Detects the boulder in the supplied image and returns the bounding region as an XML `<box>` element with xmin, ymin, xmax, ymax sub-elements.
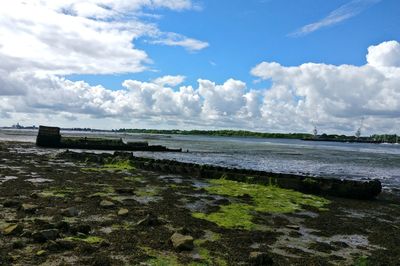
<box><xmin>249</xmin><ymin>252</ymin><xmax>273</xmax><ymax>266</ymax></box>
<box><xmin>170</xmin><ymin>232</ymin><xmax>194</xmax><ymax>251</ymax></box>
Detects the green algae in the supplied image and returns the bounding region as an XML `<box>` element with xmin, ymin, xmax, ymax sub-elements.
<box><xmin>82</xmin><ymin>159</ymin><xmax>135</xmax><ymax>172</ymax></box>
<box><xmin>193</xmin><ymin>179</ymin><xmax>330</xmax><ymax>230</ymax></box>
<box><xmin>64</xmin><ymin>236</ymin><xmax>105</xmax><ymax>244</ymax></box>
<box><xmin>193</xmin><ymin>204</ymin><xmax>254</xmax><ymax>230</ymax></box>
<box><xmin>103</xmin><ymin>160</ymin><xmax>135</xmax><ymax>170</ymax></box>
<box><xmin>39</xmin><ymin>187</ymin><xmax>76</xmax><ymax>198</ymax></box>
<box><xmin>141</xmin><ymin>247</ymin><xmax>180</xmax><ymax>266</ymax></box>
<box><xmin>88</xmin><ymin>186</ymin><xmax>115</xmax><ymax>198</ymax></box>
<box><xmin>135</xmin><ymin>187</ymin><xmax>159</xmax><ymax>197</ymax></box>
<box><xmin>124</xmin><ymin>175</ymin><xmax>144</xmax><ymax>182</ymax></box>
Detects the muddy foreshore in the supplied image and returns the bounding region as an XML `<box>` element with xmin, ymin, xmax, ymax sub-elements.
<box><xmin>1</xmin><ymin>141</ymin><xmax>400</xmax><ymax>266</ymax></box>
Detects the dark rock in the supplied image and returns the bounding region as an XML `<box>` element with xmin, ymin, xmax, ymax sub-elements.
<box><xmin>136</xmin><ymin>213</ymin><xmax>159</xmax><ymax>226</ymax></box>
<box><xmin>30</xmin><ymin>192</ymin><xmax>39</xmax><ymax>199</ymax></box>
<box><xmin>115</xmin><ymin>188</ymin><xmax>134</xmax><ymax>194</ymax></box>
<box><xmin>20</xmin><ymin>230</ymin><xmax>32</xmax><ymax>238</ymax></box>
<box><xmin>3</xmin><ymin>200</ymin><xmax>21</xmax><ymax>208</ymax></box>
<box><xmin>12</xmin><ymin>240</ymin><xmax>26</xmax><ymax>249</ymax></box>
<box><xmin>55</xmin><ymin>221</ymin><xmax>70</xmax><ymax>233</ymax></box>
<box><xmin>61</xmin><ymin>207</ymin><xmax>79</xmax><ymax>217</ymax></box>
<box><xmin>91</xmin><ymin>253</ymin><xmax>112</xmax><ymax>266</ymax></box>
<box><xmin>170</xmin><ymin>232</ymin><xmax>194</xmax><ymax>251</ymax></box>
<box><xmin>55</xmin><ymin>239</ymin><xmax>77</xmax><ymax>250</ymax></box>
<box><xmin>33</xmin><ymin>219</ymin><xmax>54</xmax><ymax>230</ymax></box>
<box><xmin>21</xmin><ymin>203</ymin><xmax>38</xmax><ymax>214</ymax></box>
<box><xmin>71</xmin><ymin>224</ymin><xmax>91</xmax><ymax>235</ymax></box>
<box><xmin>249</xmin><ymin>252</ymin><xmax>273</xmax><ymax>266</ymax></box>
<box><xmin>44</xmin><ymin>240</ymin><xmax>60</xmax><ymax>252</ymax></box>
<box><xmin>32</xmin><ymin>229</ymin><xmax>59</xmax><ymax>243</ymax></box>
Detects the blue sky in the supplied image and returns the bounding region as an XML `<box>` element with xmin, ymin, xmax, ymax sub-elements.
<box><xmin>1</xmin><ymin>0</ymin><xmax>400</xmax><ymax>133</ymax></box>
<box><xmin>68</xmin><ymin>0</ymin><xmax>400</xmax><ymax>90</ymax></box>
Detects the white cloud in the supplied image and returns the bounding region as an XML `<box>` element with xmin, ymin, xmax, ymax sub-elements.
<box><xmin>367</xmin><ymin>40</ymin><xmax>400</xmax><ymax>67</ymax></box>
<box><xmin>0</xmin><ymin>0</ymin><xmax>207</xmax><ymax>76</ymax></box>
<box><xmin>251</xmin><ymin>41</ymin><xmax>400</xmax><ymax>133</ymax></box>
<box><xmin>150</xmin><ymin>32</ymin><xmax>209</xmax><ymax>52</ymax></box>
<box><xmin>290</xmin><ymin>0</ymin><xmax>381</xmax><ymax>37</ymax></box>
<box><xmin>152</xmin><ymin>75</ymin><xmax>186</xmax><ymax>87</ymax></box>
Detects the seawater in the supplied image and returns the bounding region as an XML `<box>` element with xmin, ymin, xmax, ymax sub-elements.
<box><xmin>1</xmin><ymin>129</ymin><xmax>400</xmax><ymax>191</ymax></box>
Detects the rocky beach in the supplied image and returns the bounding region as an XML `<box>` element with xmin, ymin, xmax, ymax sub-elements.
<box><xmin>1</xmin><ymin>141</ymin><xmax>400</xmax><ymax>265</ymax></box>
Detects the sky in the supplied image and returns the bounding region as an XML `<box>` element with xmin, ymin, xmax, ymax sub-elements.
<box><xmin>0</xmin><ymin>0</ymin><xmax>399</xmax><ymax>135</ymax></box>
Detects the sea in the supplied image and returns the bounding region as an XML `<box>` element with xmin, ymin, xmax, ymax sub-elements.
<box><xmin>1</xmin><ymin>129</ymin><xmax>400</xmax><ymax>192</ymax></box>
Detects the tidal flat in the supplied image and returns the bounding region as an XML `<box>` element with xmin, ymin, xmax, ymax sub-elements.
<box><xmin>0</xmin><ymin>142</ymin><xmax>400</xmax><ymax>265</ymax></box>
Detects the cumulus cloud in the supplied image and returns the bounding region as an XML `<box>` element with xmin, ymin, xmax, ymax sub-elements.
<box><xmin>367</xmin><ymin>40</ymin><xmax>400</xmax><ymax>67</ymax></box>
<box><xmin>0</xmin><ymin>0</ymin><xmax>207</xmax><ymax>76</ymax></box>
<box><xmin>152</xmin><ymin>75</ymin><xmax>186</xmax><ymax>87</ymax></box>
<box><xmin>251</xmin><ymin>40</ymin><xmax>400</xmax><ymax>133</ymax></box>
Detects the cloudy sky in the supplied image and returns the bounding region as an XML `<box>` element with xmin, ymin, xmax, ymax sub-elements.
<box><xmin>0</xmin><ymin>0</ymin><xmax>399</xmax><ymax>135</ymax></box>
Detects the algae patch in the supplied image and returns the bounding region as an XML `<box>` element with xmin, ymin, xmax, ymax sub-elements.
<box><xmin>82</xmin><ymin>159</ymin><xmax>135</xmax><ymax>172</ymax></box>
<box><xmin>39</xmin><ymin>187</ymin><xmax>77</xmax><ymax>198</ymax></box>
<box><xmin>193</xmin><ymin>179</ymin><xmax>330</xmax><ymax>230</ymax></box>
<box><xmin>64</xmin><ymin>236</ymin><xmax>105</xmax><ymax>244</ymax></box>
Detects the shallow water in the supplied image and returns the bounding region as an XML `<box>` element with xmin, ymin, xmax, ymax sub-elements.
<box><xmin>1</xmin><ymin>129</ymin><xmax>400</xmax><ymax>191</ymax></box>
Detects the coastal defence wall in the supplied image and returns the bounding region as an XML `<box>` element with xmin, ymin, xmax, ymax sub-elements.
<box><xmin>61</xmin><ymin>150</ymin><xmax>382</xmax><ymax>200</ymax></box>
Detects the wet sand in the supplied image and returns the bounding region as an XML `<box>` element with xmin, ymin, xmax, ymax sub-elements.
<box><xmin>1</xmin><ymin>141</ymin><xmax>399</xmax><ymax>265</ymax></box>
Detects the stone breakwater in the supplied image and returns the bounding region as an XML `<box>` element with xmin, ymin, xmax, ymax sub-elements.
<box><xmin>62</xmin><ymin>150</ymin><xmax>382</xmax><ymax>200</ymax></box>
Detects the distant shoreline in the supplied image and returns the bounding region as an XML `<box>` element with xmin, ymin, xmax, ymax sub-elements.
<box><xmin>1</xmin><ymin>127</ymin><xmax>399</xmax><ymax>144</ymax></box>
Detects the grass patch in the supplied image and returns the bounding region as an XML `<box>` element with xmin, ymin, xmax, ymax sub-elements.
<box><xmin>193</xmin><ymin>179</ymin><xmax>330</xmax><ymax>230</ymax></box>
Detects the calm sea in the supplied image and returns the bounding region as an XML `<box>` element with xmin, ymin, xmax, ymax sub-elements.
<box><xmin>1</xmin><ymin>129</ymin><xmax>400</xmax><ymax>191</ymax></box>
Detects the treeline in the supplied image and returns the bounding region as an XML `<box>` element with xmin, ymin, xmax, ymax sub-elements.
<box><xmin>116</xmin><ymin>129</ymin><xmax>399</xmax><ymax>143</ymax></box>
<box><xmin>370</xmin><ymin>134</ymin><xmax>399</xmax><ymax>143</ymax></box>
<box><xmin>116</xmin><ymin>128</ymin><xmax>313</xmax><ymax>139</ymax></box>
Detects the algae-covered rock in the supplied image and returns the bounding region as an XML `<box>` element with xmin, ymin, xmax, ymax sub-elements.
<box><xmin>36</xmin><ymin>250</ymin><xmax>46</xmax><ymax>256</ymax></box>
<box><xmin>100</xmin><ymin>200</ymin><xmax>115</xmax><ymax>208</ymax></box>
<box><xmin>117</xmin><ymin>208</ymin><xmax>129</xmax><ymax>216</ymax></box>
<box><xmin>21</xmin><ymin>203</ymin><xmax>38</xmax><ymax>214</ymax></box>
<box><xmin>2</xmin><ymin>224</ymin><xmax>24</xmax><ymax>236</ymax></box>
<box><xmin>170</xmin><ymin>232</ymin><xmax>194</xmax><ymax>251</ymax></box>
